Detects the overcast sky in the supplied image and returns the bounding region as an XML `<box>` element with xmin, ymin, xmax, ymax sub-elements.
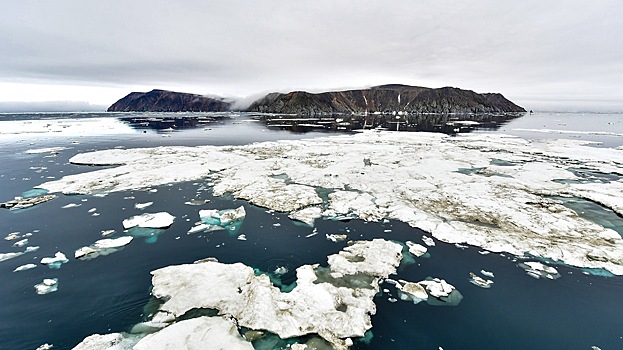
<box><xmin>1</xmin><ymin>0</ymin><xmax>622</xmax><ymax>111</ymax></box>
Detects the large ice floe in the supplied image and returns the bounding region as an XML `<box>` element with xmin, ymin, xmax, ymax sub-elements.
<box><xmin>37</xmin><ymin>131</ymin><xmax>623</xmax><ymax>274</ymax></box>
<box><xmin>73</xmin><ymin>239</ymin><xmax>403</xmax><ymax>350</ymax></box>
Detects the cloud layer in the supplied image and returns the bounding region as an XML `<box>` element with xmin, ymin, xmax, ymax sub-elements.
<box><xmin>1</xmin><ymin>0</ymin><xmax>622</xmax><ymax>110</ymax></box>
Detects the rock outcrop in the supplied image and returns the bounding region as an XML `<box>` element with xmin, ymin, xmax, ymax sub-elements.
<box><xmin>247</xmin><ymin>84</ymin><xmax>526</xmax><ymax>115</ymax></box>
<box><xmin>107</xmin><ymin>89</ymin><xmax>232</xmax><ymax>112</ymax></box>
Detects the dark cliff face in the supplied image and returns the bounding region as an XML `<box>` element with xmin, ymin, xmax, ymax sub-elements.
<box><xmin>247</xmin><ymin>85</ymin><xmax>525</xmax><ymax>115</ymax></box>
<box><xmin>107</xmin><ymin>89</ymin><xmax>232</xmax><ymax>112</ymax></box>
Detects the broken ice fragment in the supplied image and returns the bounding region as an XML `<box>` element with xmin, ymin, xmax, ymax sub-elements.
<box><xmin>237</xmin><ymin>234</ymin><xmax>247</xmax><ymax>241</ymax></box>
<box><xmin>134</xmin><ymin>202</ymin><xmax>153</xmax><ymax>209</ymax></box>
<box><xmin>184</xmin><ymin>199</ymin><xmax>210</xmax><ymax>206</ymax></box>
<box><xmin>190</xmin><ymin>206</ymin><xmax>246</xmax><ymax>234</ymax></box>
<box><xmin>469</xmin><ymin>272</ymin><xmax>494</xmax><ymax>288</ymax></box>
<box><xmin>397</xmin><ymin>282</ymin><xmax>429</xmax><ymax>304</ymax></box>
<box><xmin>62</xmin><ymin>203</ymin><xmax>81</xmax><ymax>209</ymax></box>
<box><xmin>421</xmin><ymin>235</ymin><xmax>435</xmax><ymax>247</ymax></box>
<box><xmin>101</xmin><ymin>229</ymin><xmax>115</xmax><ymax>237</ymax></box>
<box><xmin>123</xmin><ymin>212</ymin><xmax>175</xmax><ymax>229</ymax></box>
<box><xmin>1</xmin><ymin>194</ymin><xmax>56</xmax><ymax>209</ymax></box>
<box><xmin>35</xmin><ymin>343</ymin><xmax>53</xmax><ymax>350</ymax></box>
<box><xmin>34</xmin><ymin>278</ymin><xmax>58</xmax><ymax>295</ymax></box>
<box><xmin>14</xmin><ymin>263</ymin><xmax>37</xmax><ymax>272</ymax></box>
<box><xmin>13</xmin><ymin>238</ymin><xmax>29</xmax><ymax>247</ymax></box>
<box><xmin>480</xmin><ymin>270</ymin><xmax>495</xmax><ymax>278</ymax></box>
<box><xmin>4</xmin><ymin>232</ymin><xmax>21</xmax><ymax>240</ymax></box>
<box><xmin>75</xmin><ymin>236</ymin><xmax>134</xmax><ymax>260</ymax></box>
<box><xmin>518</xmin><ymin>261</ymin><xmax>561</xmax><ymax>280</ymax></box>
<box><xmin>406</xmin><ymin>241</ymin><xmax>428</xmax><ymax>257</ymax></box>
<box><xmin>40</xmin><ymin>252</ymin><xmax>69</xmax><ymax>269</ymax></box>
<box><xmin>326</xmin><ymin>234</ymin><xmax>347</xmax><ymax>242</ymax></box>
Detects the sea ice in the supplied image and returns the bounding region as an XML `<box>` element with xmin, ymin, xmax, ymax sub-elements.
<box><xmin>34</xmin><ymin>278</ymin><xmax>58</xmax><ymax>295</ymax></box>
<box><xmin>122</xmin><ymin>212</ymin><xmax>175</xmax><ymax>229</ymax></box>
<box><xmin>40</xmin><ymin>252</ymin><xmax>69</xmax><ymax>269</ymax></box>
<box><xmin>189</xmin><ymin>206</ymin><xmax>246</xmax><ymax>234</ymax></box>
<box><xmin>1</xmin><ymin>194</ymin><xmax>56</xmax><ymax>209</ymax></box>
<box><xmin>326</xmin><ymin>234</ymin><xmax>348</xmax><ymax>242</ymax></box>
<box><xmin>406</xmin><ymin>241</ymin><xmax>428</xmax><ymax>257</ymax></box>
<box><xmin>469</xmin><ymin>272</ymin><xmax>494</xmax><ymax>288</ymax></box>
<box><xmin>12</xmin><ymin>238</ymin><xmax>28</xmax><ymax>247</ymax></box>
<box><xmin>5</xmin><ymin>232</ymin><xmax>21</xmax><ymax>240</ymax></box>
<box><xmin>134</xmin><ymin>202</ymin><xmax>153</xmax><ymax>209</ymax></box>
<box><xmin>14</xmin><ymin>263</ymin><xmax>37</xmax><ymax>272</ymax></box>
<box><xmin>518</xmin><ymin>261</ymin><xmax>561</xmax><ymax>280</ymax></box>
<box><xmin>75</xmin><ymin>236</ymin><xmax>134</xmax><ymax>260</ymax></box>
<box><xmin>36</xmin><ymin>131</ymin><xmax>623</xmax><ymax>275</ymax></box>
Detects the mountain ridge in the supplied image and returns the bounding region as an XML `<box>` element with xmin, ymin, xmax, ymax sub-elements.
<box><xmin>108</xmin><ymin>85</ymin><xmax>526</xmax><ymax>114</ymax></box>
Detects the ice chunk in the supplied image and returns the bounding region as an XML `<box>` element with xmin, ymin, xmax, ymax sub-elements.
<box><xmin>237</xmin><ymin>234</ymin><xmax>247</xmax><ymax>241</ymax></box>
<box><xmin>518</xmin><ymin>261</ymin><xmax>561</xmax><ymax>280</ymax></box>
<box><xmin>13</xmin><ymin>239</ymin><xmax>28</xmax><ymax>247</ymax></box>
<box><xmin>101</xmin><ymin>229</ymin><xmax>116</xmax><ymax>237</ymax></box>
<box><xmin>190</xmin><ymin>206</ymin><xmax>246</xmax><ymax>234</ymax></box>
<box><xmin>4</xmin><ymin>232</ymin><xmax>21</xmax><ymax>240</ymax></box>
<box><xmin>25</xmin><ymin>147</ymin><xmax>67</xmax><ymax>154</ymax></box>
<box><xmin>40</xmin><ymin>252</ymin><xmax>69</xmax><ymax>269</ymax></box>
<box><xmin>1</xmin><ymin>194</ymin><xmax>56</xmax><ymax>209</ymax></box>
<box><xmin>326</xmin><ymin>234</ymin><xmax>347</xmax><ymax>242</ymax></box>
<box><xmin>62</xmin><ymin>203</ymin><xmax>81</xmax><ymax>208</ymax></box>
<box><xmin>469</xmin><ymin>272</ymin><xmax>494</xmax><ymax>288</ymax></box>
<box><xmin>421</xmin><ymin>235</ymin><xmax>435</xmax><ymax>247</ymax></box>
<box><xmin>134</xmin><ymin>202</ymin><xmax>153</xmax><ymax>209</ymax></box>
<box><xmin>34</xmin><ymin>278</ymin><xmax>58</xmax><ymax>295</ymax></box>
<box><xmin>480</xmin><ymin>270</ymin><xmax>495</xmax><ymax>278</ymax></box>
<box><xmin>75</xmin><ymin>236</ymin><xmax>134</xmax><ymax>260</ymax></box>
<box><xmin>35</xmin><ymin>344</ymin><xmax>53</xmax><ymax>350</ymax></box>
<box><xmin>406</xmin><ymin>241</ymin><xmax>428</xmax><ymax>257</ymax></box>
<box><xmin>289</xmin><ymin>207</ymin><xmax>322</xmax><ymax>226</ymax></box>
<box><xmin>122</xmin><ymin>212</ymin><xmax>175</xmax><ymax>229</ymax></box>
<box><xmin>397</xmin><ymin>282</ymin><xmax>429</xmax><ymax>304</ymax></box>
<box><xmin>14</xmin><ymin>263</ymin><xmax>37</xmax><ymax>272</ymax></box>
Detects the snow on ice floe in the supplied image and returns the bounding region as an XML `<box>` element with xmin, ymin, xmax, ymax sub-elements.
<box><xmin>13</xmin><ymin>263</ymin><xmax>37</xmax><ymax>272</ymax></box>
<box><xmin>0</xmin><ymin>246</ymin><xmax>39</xmax><ymax>263</ymax></box>
<box><xmin>122</xmin><ymin>212</ymin><xmax>175</xmax><ymax>229</ymax></box>
<box><xmin>40</xmin><ymin>252</ymin><xmax>69</xmax><ymax>269</ymax></box>
<box><xmin>75</xmin><ymin>236</ymin><xmax>134</xmax><ymax>260</ymax></box>
<box><xmin>396</xmin><ymin>278</ymin><xmax>462</xmax><ymax>306</ymax></box>
<box><xmin>188</xmin><ymin>206</ymin><xmax>246</xmax><ymax>234</ymax></box>
<box><xmin>74</xmin><ymin>239</ymin><xmax>402</xmax><ymax>350</ymax></box>
<box><xmin>518</xmin><ymin>261</ymin><xmax>561</xmax><ymax>280</ymax></box>
<box><xmin>34</xmin><ymin>278</ymin><xmax>58</xmax><ymax>295</ymax></box>
<box><xmin>36</xmin><ymin>131</ymin><xmax>623</xmax><ymax>275</ymax></box>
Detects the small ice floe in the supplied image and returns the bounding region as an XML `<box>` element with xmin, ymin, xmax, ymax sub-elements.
<box><xmin>1</xmin><ymin>246</ymin><xmax>39</xmax><ymax>262</ymax></box>
<box><xmin>273</xmin><ymin>266</ymin><xmax>288</xmax><ymax>275</ymax></box>
<box><xmin>36</xmin><ymin>343</ymin><xmax>53</xmax><ymax>350</ymax></box>
<box><xmin>13</xmin><ymin>238</ymin><xmax>28</xmax><ymax>247</ymax></box>
<box><xmin>421</xmin><ymin>235</ymin><xmax>435</xmax><ymax>247</ymax></box>
<box><xmin>40</xmin><ymin>252</ymin><xmax>69</xmax><ymax>269</ymax></box>
<box><xmin>123</xmin><ymin>212</ymin><xmax>175</xmax><ymax>229</ymax></box>
<box><xmin>273</xmin><ymin>223</ymin><xmax>281</xmax><ymax>227</ymax></box>
<box><xmin>124</xmin><ymin>196</ymin><xmax>135</xmax><ymax>200</ymax></box>
<box><xmin>326</xmin><ymin>234</ymin><xmax>347</xmax><ymax>242</ymax></box>
<box><xmin>406</xmin><ymin>241</ymin><xmax>428</xmax><ymax>257</ymax></box>
<box><xmin>75</xmin><ymin>236</ymin><xmax>134</xmax><ymax>260</ymax></box>
<box><xmin>305</xmin><ymin>228</ymin><xmax>319</xmax><ymax>238</ymax></box>
<box><xmin>101</xmin><ymin>229</ymin><xmax>115</xmax><ymax>237</ymax></box>
<box><xmin>25</xmin><ymin>147</ymin><xmax>67</xmax><ymax>154</ymax></box>
<box><xmin>14</xmin><ymin>263</ymin><xmax>37</xmax><ymax>272</ymax></box>
<box><xmin>4</xmin><ymin>232</ymin><xmax>21</xmax><ymax>240</ymax></box>
<box><xmin>184</xmin><ymin>199</ymin><xmax>210</xmax><ymax>206</ymax></box>
<box><xmin>478</xmin><ymin>250</ymin><xmax>491</xmax><ymax>255</ymax></box>
<box><xmin>34</xmin><ymin>278</ymin><xmax>59</xmax><ymax>295</ymax></box>
<box><xmin>237</xmin><ymin>234</ymin><xmax>247</xmax><ymax>241</ymax></box>
<box><xmin>398</xmin><ymin>278</ymin><xmax>463</xmax><ymax>306</ymax></box>
<box><xmin>134</xmin><ymin>202</ymin><xmax>153</xmax><ymax>210</ymax></box>
<box><xmin>189</xmin><ymin>206</ymin><xmax>246</xmax><ymax>234</ymax></box>
<box><xmin>1</xmin><ymin>194</ymin><xmax>56</xmax><ymax>209</ymax></box>
<box><xmin>454</xmin><ymin>243</ymin><xmax>469</xmax><ymax>250</ymax></box>
<box><xmin>518</xmin><ymin>261</ymin><xmax>561</xmax><ymax>280</ymax></box>
<box><xmin>591</xmin><ymin>346</ymin><xmax>602</xmax><ymax>350</ymax></box>
<box><xmin>62</xmin><ymin>203</ymin><xmax>81</xmax><ymax>209</ymax></box>
<box><xmin>88</xmin><ymin>208</ymin><xmax>97</xmax><ymax>213</ymax></box>
<box><xmin>91</xmin><ymin>212</ymin><xmax>100</xmax><ymax>217</ymax></box>
<box><xmin>480</xmin><ymin>270</ymin><xmax>495</xmax><ymax>278</ymax></box>
<box><xmin>469</xmin><ymin>272</ymin><xmax>494</xmax><ymax>288</ymax></box>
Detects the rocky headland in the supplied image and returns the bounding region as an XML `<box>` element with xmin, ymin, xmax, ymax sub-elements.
<box><xmin>107</xmin><ymin>85</ymin><xmax>525</xmax><ymax>114</ymax></box>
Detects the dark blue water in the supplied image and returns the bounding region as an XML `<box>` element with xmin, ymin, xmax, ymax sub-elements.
<box><xmin>1</xmin><ymin>113</ymin><xmax>622</xmax><ymax>350</ymax></box>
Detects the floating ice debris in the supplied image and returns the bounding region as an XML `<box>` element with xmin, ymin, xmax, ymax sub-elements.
<box><xmin>124</xmin><ymin>196</ymin><xmax>135</xmax><ymax>200</ymax></box>
<box><xmin>480</xmin><ymin>270</ymin><xmax>495</xmax><ymax>278</ymax></box>
<box><xmin>406</xmin><ymin>241</ymin><xmax>428</xmax><ymax>257</ymax></box>
<box><xmin>72</xmin><ymin>333</ymin><xmax>140</xmax><ymax>350</ymax></box>
<box><xmin>184</xmin><ymin>199</ymin><xmax>210</xmax><ymax>206</ymax></box>
<box><xmin>13</xmin><ymin>238</ymin><xmax>28</xmax><ymax>247</ymax></box>
<box><xmin>454</xmin><ymin>243</ymin><xmax>469</xmax><ymax>249</ymax></box>
<box><xmin>305</xmin><ymin>228</ymin><xmax>319</xmax><ymax>238</ymax></box>
<box><xmin>469</xmin><ymin>272</ymin><xmax>494</xmax><ymax>288</ymax></box>
<box><xmin>95</xmin><ymin>239</ymin><xmax>402</xmax><ymax>350</ymax></box>
<box><xmin>326</xmin><ymin>234</ymin><xmax>347</xmax><ymax>242</ymax></box>
<box><xmin>518</xmin><ymin>261</ymin><xmax>561</xmax><ymax>280</ymax></box>
<box><xmin>134</xmin><ymin>202</ymin><xmax>153</xmax><ymax>209</ymax></box>
<box><xmin>273</xmin><ymin>266</ymin><xmax>288</xmax><ymax>275</ymax></box>
<box><xmin>61</xmin><ymin>203</ymin><xmax>81</xmax><ymax>209</ymax></box>
<box><xmin>14</xmin><ymin>263</ymin><xmax>37</xmax><ymax>272</ymax></box>
<box><xmin>273</xmin><ymin>222</ymin><xmax>281</xmax><ymax>227</ymax></box>
<box><xmin>397</xmin><ymin>282</ymin><xmax>429</xmax><ymax>304</ymax></box>
<box><xmin>237</xmin><ymin>234</ymin><xmax>247</xmax><ymax>241</ymax></box>
<box><xmin>25</xmin><ymin>246</ymin><xmax>39</xmax><ymax>253</ymax></box>
<box><xmin>88</xmin><ymin>208</ymin><xmax>97</xmax><ymax>213</ymax></box>
<box><xmin>25</xmin><ymin>147</ymin><xmax>67</xmax><ymax>154</ymax></box>
<box><xmin>0</xmin><ymin>251</ymin><xmax>24</xmax><ymax>262</ymax></box>
<box><xmin>591</xmin><ymin>346</ymin><xmax>602</xmax><ymax>350</ymax></box>
<box><xmin>289</xmin><ymin>207</ymin><xmax>322</xmax><ymax>226</ymax></box>
<box><xmin>101</xmin><ymin>229</ymin><xmax>115</xmax><ymax>237</ymax></box>
<box><xmin>123</xmin><ymin>212</ymin><xmax>175</xmax><ymax>229</ymax></box>
<box><xmin>189</xmin><ymin>206</ymin><xmax>246</xmax><ymax>234</ymax></box>
<box><xmin>40</xmin><ymin>252</ymin><xmax>69</xmax><ymax>269</ymax></box>
<box><xmin>75</xmin><ymin>236</ymin><xmax>134</xmax><ymax>260</ymax></box>
<box><xmin>478</xmin><ymin>250</ymin><xmax>491</xmax><ymax>255</ymax></box>
<box><xmin>421</xmin><ymin>235</ymin><xmax>435</xmax><ymax>247</ymax></box>
<box><xmin>35</xmin><ymin>343</ymin><xmax>53</xmax><ymax>350</ymax></box>
<box><xmin>1</xmin><ymin>194</ymin><xmax>56</xmax><ymax>209</ymax></box>
<box><xmin>34</xmin><ymin>278</ymin><xmax>58</xmax><ymax>295</ymax></box>
<box><xmin>4</xmin><ymin>232</ymin><xmax>20</xmax><ymax>240</ymax></box>
<box><xmin>36</xmin><ymin>131</ymin><xmax>623</xmax><ymax>275</ymax></box>
<box><xmin>91</xmin><ymin>212</ymin><xmax>100</xmax><ymax>217</ymax></box>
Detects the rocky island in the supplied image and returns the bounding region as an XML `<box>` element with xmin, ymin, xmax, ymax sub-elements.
<box><xmin>107</xmin><ymin>84</ymin><xmax>525</xmax><ymax>114</ymax></box>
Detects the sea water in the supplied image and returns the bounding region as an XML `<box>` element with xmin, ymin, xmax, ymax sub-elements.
<box><xmin>1</xmin><ymin>112</ymin><xmax>622</xmax><ymax>350</ymax></box>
